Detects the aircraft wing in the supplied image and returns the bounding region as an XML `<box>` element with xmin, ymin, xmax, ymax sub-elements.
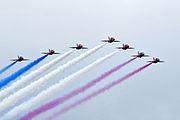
<box><xmin>69</xmin><ymin>47</ymin><xmax>77</xmax><ymax>48</ymax></box>
<box><xmin>82</xmin><ymin>47</ymin><xmax>88</xmax><ymax>49</ymax></box>
<box><xmin>114</xmin><ymin>40</ymin><xmax>120</xmax><ymax>42</ymax></box>
<box><xmin>11</xmin><ymin>59</ymin><xmax>18</xmax><ymax>61</ymax></box>
<box><xmin>41</xmin><ymin>52</ymin><xmax>49</xmax><ymax>54</ymax></box>
<box><xmin>131</xmin><ymin>55</ymin><xmax>138</xmax><ymax>57</ymax></box>
<box><xmin>116</xmin><ymin>47</ymin><xmax>123</xmax><ymax>49</ymax></box>
<box><xmin>53</xmin><ymin>53</ymin><xmax>60</xmax><ymax>54</ymax></box>
<box><xmin>22</xmin><ymin>59</ymin><xmax>30</xmax><ymax>61</ymax></box>
<box><xmin>128</xmin><ymin>47</ymin><xmax>134</xmax><ymax>49</ymax></box>
<box><xmin>101</xmin><ymin>40</ymin><xmax>109</xmax><ymax>42</ymax></box>
<box><xmin>144</xmin><ymin>55</ymin><xmax>149</xmax><ymax>57</ymax></box>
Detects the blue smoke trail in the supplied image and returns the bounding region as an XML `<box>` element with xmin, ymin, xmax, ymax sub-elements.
<box><xmin>0</xmin><ymin>61</ymin><xmax>17</xmax><ymax>74</ymax></box>
<box><xmin>0</xmin><ymin>54</ymin><xmax>48</xmax><ymax>89</ymax></box>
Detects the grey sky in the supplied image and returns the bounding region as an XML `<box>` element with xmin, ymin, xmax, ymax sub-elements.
<box><xmin>0</xmin><ymin>0</ymin><xmax>180</xmax><ymax>120</ymax></box>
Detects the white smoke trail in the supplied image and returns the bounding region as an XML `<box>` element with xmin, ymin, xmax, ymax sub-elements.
<box><xmin>4</xmin><ymin>50</ymin><xmax>119</xmax><ymax>119</ymax></box>
<box><xmin>0</xmin><ymin>50</ymin><xmax>75</xmax><ymax>101</ymax></box>
<box><xmin>0</xmin><ymin>43</ymin><xmax>106</xmax><ymax>114</ymax></box>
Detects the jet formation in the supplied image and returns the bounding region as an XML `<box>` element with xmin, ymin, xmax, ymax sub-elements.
<box><xmin>9</xmin><ymin>36</ymin><xmax>164</xmax><ymax>63</ymax></box>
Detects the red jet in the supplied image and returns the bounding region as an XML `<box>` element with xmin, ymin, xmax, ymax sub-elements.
<box><xmin>69</xmin><ymin>44</ymin><xmax>88</xmax><ymax>50</ymax></box>
<box><xmin>131</xmin><ymin>52</ymin><xmax>149</xmax><ymax>58</ymax></box>
<box><xmin>148</xmin><ymin>58</ymin><xmax>165</xmax><ymax>63</ymax></box>
<box><xmin>116</xmin><ymin>44</ymin><xmax>134</xmax><ymax>50</ymax></box>
<box><xmin>11</xmin><ymin>56</ymin><xmax>29</xmax><ymax>62</ymax></box>
<box><xmin>42</xmin><ymin>49</ymin><xmax>60</xmax><ymax>55</ymax></box>
<box><xmin>102</xmin><ymin>36</ymin><xmax>120</xmax><ymax>43</ymax></box>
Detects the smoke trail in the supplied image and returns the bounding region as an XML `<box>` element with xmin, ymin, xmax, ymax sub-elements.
<box><xmin>6</xmin><ymin>50</ymin><xmax>119</xmax><ymax>119</ymax></box>
<box><xmin>20</xmin><ymin>57</ymin><xmax>137</xmax><ymax>120</ymax></box>
<box><xmin>0</xmin><ymin>55</ymin><xmax>48</xmax><ymax>89</ymax></box>
<box><xmin>0</xmin><ymin>43</ymin><xmax>106</xmax><ymax>114</ymax></box>
<box><xmin>45</xmin><ymin>63</ymin><xmax>152</xmax><ymax>120</ymax></box>
<box><xmin>0</xmin><ymin>50</ymin><xmax>74</xmax><ymax>101</ymax></box>
<box><xmin>0</xmin><ymin>61</ymin><xmax>17</xmax><ymax>74</ymax></box>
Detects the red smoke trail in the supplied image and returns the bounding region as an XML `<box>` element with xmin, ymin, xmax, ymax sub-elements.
<box><xmin>20</xmin><ymin>57</ymin><xmax>137</xmax><ymax>120</ymax></box>
<box><xmin>45</xmin><ymin>63</ymin><xmax>152</xmax><ymax>120</ymax></box>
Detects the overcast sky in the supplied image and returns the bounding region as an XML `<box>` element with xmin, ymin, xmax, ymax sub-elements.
<box><xmin>0</xmin><ymin>0</ymin><xmax>180</xmax><ymax>120</ymax></box>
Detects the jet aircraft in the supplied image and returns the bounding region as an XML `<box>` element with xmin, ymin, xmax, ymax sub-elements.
<box><xmin>148</xmin><ymin>58</ymin><xmax>165</xmax><ymax>63</ymax></box>
<box><xmin>42</xmin><ymin>49</ymin><xmax>60</xmax><ymax>55</ymax></box>
<box><xmin>131</xmin><ymin>52</ymin><xmax>149</xmax><ymax>58</ymax></box>
<box><xmin>102</xmin><ymin>36</ymin><xmax>120</xmax><ymax>43</ymax></box>
<box><xmin>69</xmin><ymin>44</ymin><xmax>88</xmax><ymax>50</ymax></box>
<box><xmin>11</xmin><ymin>56</ymin><xmax>29</xmax><ymax>62</ymax></box>
<box><xmin>116</xmin><ymin>44</ymin><xmax>134</xmax><ymax>50</ymax></box>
